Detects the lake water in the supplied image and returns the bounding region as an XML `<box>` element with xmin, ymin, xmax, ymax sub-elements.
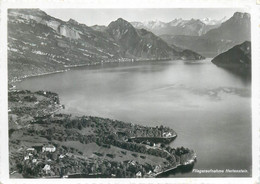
<box><xmin>15</xmin><ymin>59</ymin><xmax>251</xmax><ymax>177</ymax></box>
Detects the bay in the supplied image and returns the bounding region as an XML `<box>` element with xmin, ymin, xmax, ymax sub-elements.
<box><xmin>15</xmin><ymin>59</ymin><xmax>251</xmax><ymax>177</ymax></box>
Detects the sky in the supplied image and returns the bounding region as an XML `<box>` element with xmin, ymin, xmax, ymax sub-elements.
<box><xmin>42</xmin><ymin>8</ymin><xmax>248</xmax><ymax>26</ymax></box>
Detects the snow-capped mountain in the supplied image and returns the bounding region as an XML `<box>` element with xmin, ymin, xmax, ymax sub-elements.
<box><xmin>160</xmin><ymin>12</ymin><xmax>251</xmax><ymax>57</ymax></box>
<box><xmin>201</xmin><ymin>16</ymin><xmax>227</xmax><ymax>25</ymax></box>
<box><xmin>143</xmin><ymin>20</ymin><xmax>166</xmax><ymax>29</ymax></box>
<box><xmin>131</xmin><ymin>17</ymin><xmax>222</xmax><ymax>36</ymax></box>
<box><xmin>131</xmin><ymin>20</ymin><xmax>166</xmax><ymax>30</ymax></box>
<box><xmin>168</xmin><ymin>18</ymin><xmax>187</xmax><ymax>27</ymax></box>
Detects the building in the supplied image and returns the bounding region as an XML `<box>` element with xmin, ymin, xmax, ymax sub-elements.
<box><xmin>26</xmin><ymin>148</ymin><xmax>35</xmax><ymax>151</ymax></box>
<box><xmin>42</xmin><ymin>145</ymin><xmax>56</xmax><ymax>152</ymax></box>
<box><xmin>162</xmin><ymin>132</ymin><xmax>172</xmax><ymax>138</ymax></box>
<box><xmin>43</xmin><ymin>164</ymin><xmax>51</xmax><ymax>174</ymax></box>
<box><xmin>59</xmin><ymin>154</ymin><xmax>65</xmax><ymax>159</ymax></box>
<box><xmin>128</xmin><ymin>160</ymin><xmax>136</xmax><ymax>166</ymax></box>
<box><xmin>136</xmin><ymin>171</ymin><xmax>142</xmax><ymax>177</ymax></box>
<box><xmin>153</xmin><ymin>165</ymin><xmax>162</xmax><ymax>173</ymax></box>
<box><xmin>111</xmin><ymin>174</ymin><xmax>116</xmax><ymax>177</ymax></box>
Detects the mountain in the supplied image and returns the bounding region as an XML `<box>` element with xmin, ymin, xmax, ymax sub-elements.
<box><xmin>160</xmin><ymin>12</ymin><xmax>251</xmax><ymax>57</ymax></box>
<box><xmin>8</xmin><ymin>9</ymin><xmax>121</xmax><ymax>81</ymax></box>
<box><xmin>201</xmin><ymin>16</ymin><xmax>227</xmax><ymax>25</ymax></box>
<box><xmin>160</xmin><ymin>34</ymin><xmax>237</xmax><ymax>57</ymax></box>
<box><xmin>8</xmin><ymin>9</ymin><xmax>204</xmax><ymax>82</ymax></box>
<box><xmin>91</xmin><ymin>25</ymin><xmax>107</xmax><ymax>32</ymax></box>
<box><xmin>203</xmin><ymin>12</ymin><xmax>250</xmax><ymax>42</ymax></box>
<box><xmin>131</xmin><ymin>18</ymin><xmax>221</xmax><ymax>36</ymax></box>
<box><xmin>131</xmin><ymin>20</ymin><xmax>166</xmax><ymax>30</ymax></box>
<box><xmin>211</xmin><ymin>41</ymin><xmax>251</xmax><ymax>78</ymax></box>
<box><xmin>107</xmin><ymin>18</ymin><xmax>179</xmax><ymax>59</ymax></box>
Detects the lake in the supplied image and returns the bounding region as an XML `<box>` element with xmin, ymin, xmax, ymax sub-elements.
<box><xmin>15</xmin><ymin>59</ymin><xmax>251</xmax><ymax>177</ymax></box>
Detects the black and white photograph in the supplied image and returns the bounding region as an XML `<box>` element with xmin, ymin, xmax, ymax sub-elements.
<box><xmin>1</xmin><ymin>0</ymin><xmax>260</xmax><ymax>183</ymax></box>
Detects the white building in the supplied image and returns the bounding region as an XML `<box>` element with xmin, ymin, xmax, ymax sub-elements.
<box><xmin>162</xmin><ymin>132</ymin><xmax>172</xmax><ymax>138</ymax></box>
<box><xmin>59</xmin><ymin>154</ymin><xmax>65</xmax><ymax>159</ymax></box>
<box><xmin>153</xmin><ymin>165</ymin><xmax>162</xmax><ymax>173</ymax></box>
<box><xmin>42</xmin><ymin>145</ymin><xmax>56</xmax><ymax>152</ymax></box>
<box><xmin>136</xmin><ymin>171</ymin><xmax>142</xmax><ymax>177</ymax></box>
<box><xmin>128</xmin><ymin>160</ymin><xmax>136</xmax><ymax>166</ymax></box>
<box><xmin>26</xmin><ymin>148</ymin><xmax>35</xmax><ymax>151</ymax></box>
<box><xmin>43</xmin><ymin>164</ymin><xmax>51</xmax><ymax>173</ymax></box>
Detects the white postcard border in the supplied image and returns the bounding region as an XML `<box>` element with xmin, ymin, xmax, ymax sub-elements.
<box><xmin>0</xmin><ymin>0</ymin><xmax>259</xmax><ymax>184</ymax></box>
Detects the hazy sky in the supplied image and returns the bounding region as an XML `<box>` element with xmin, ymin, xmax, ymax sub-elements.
<box><xmin>42</xmin><ymin>8</ymin><xmax>248</xmax><ymax>26</ymax></box>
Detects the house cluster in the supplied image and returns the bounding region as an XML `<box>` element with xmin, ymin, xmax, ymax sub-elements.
<box><xmin>23</xmin><ymin>145</ymin><xmax>57</xmax><ymax>159</ymax></box>
<box><xmin>23</xmin><ymin>145</ymin><xmax>58</xmax><ymax>174</ymax></box>
<box><xmin>24</xmin><ymin>147</ymin><xmax>36</xmax><ymax>161</ymax></box>
<box><xmin>127</xmin><ymin>160</ymin><xmax>163</xmax><ymax>178</ymax></box>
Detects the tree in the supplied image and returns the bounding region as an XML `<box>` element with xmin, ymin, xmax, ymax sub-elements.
<box><xmin>160</xmin><ymin>143</ymin><xmax>165</xmax><ymax>148</ymax></box>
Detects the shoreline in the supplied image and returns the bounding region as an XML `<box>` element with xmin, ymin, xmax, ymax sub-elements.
<box><xmin>129</xmin><ymin>135</ymin><xmax>177</xmax><ymax>144</ymax></box>
<box><xmin>63</xmin><ymin>153</ymin><xmax>196</xmax><ymax>178</ymax></box>
<box><xmin>8</xmin><ymin>89</ymin><xmax>197</xmax><ymax>178</ymax></box>
<box><xmin>9</xmin><ymin>57</ymin><xmax>206</xmax><ymax>84</ymax></box>
<box><xmin>9</xmin><ymin>59</ymin><xmax>167</xmax><ymax>84</ymax></box>
<box><xmin>155</xmin><ymin>154</ymin><xmax>197</xmax><ymax>177</ymax></box>
<box><xmin>9</xmin><ymin>69</ymin><xmax>70</xmax><ymax>84</ymax></box>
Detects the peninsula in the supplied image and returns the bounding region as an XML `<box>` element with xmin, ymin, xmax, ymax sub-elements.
<box><xmin>9</xmin><ymin>89</ymin><xmax>196</xmax><ymax>178</ymax></box>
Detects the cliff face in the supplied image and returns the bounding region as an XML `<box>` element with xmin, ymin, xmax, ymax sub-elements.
<box><xmin>8</xmin><ymin>9</ymin><xmax>204</xmax><ymax>82</ymax></box>
<box><xmin>211</xmin><ymin>41</ymin><xmax>251</xmax><ymax>78</ymax></box>
<box><xmin>8</xmin><ymin>9</ymin><xmax>121</xmax><ymax>81</ymax></box>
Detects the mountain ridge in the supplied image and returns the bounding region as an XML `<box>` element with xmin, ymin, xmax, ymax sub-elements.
<box><xmin>8</xmin><ymin>9</ymin><xmax>204</xmax><ymax>82</ymax></box>
<box><xmin>160</xmin><ymin>12</ymin><xmax>250</xmax><ymax>57</ymax></box>
<box><xmin>131</xmin><ymin>16</ymin><xmax>226</xmax><ymax>36</ymax></box>
<box><xmin>211</xmin><ymin>41</ymin><xmax>251</xmax><ymax>78</ymax></box>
